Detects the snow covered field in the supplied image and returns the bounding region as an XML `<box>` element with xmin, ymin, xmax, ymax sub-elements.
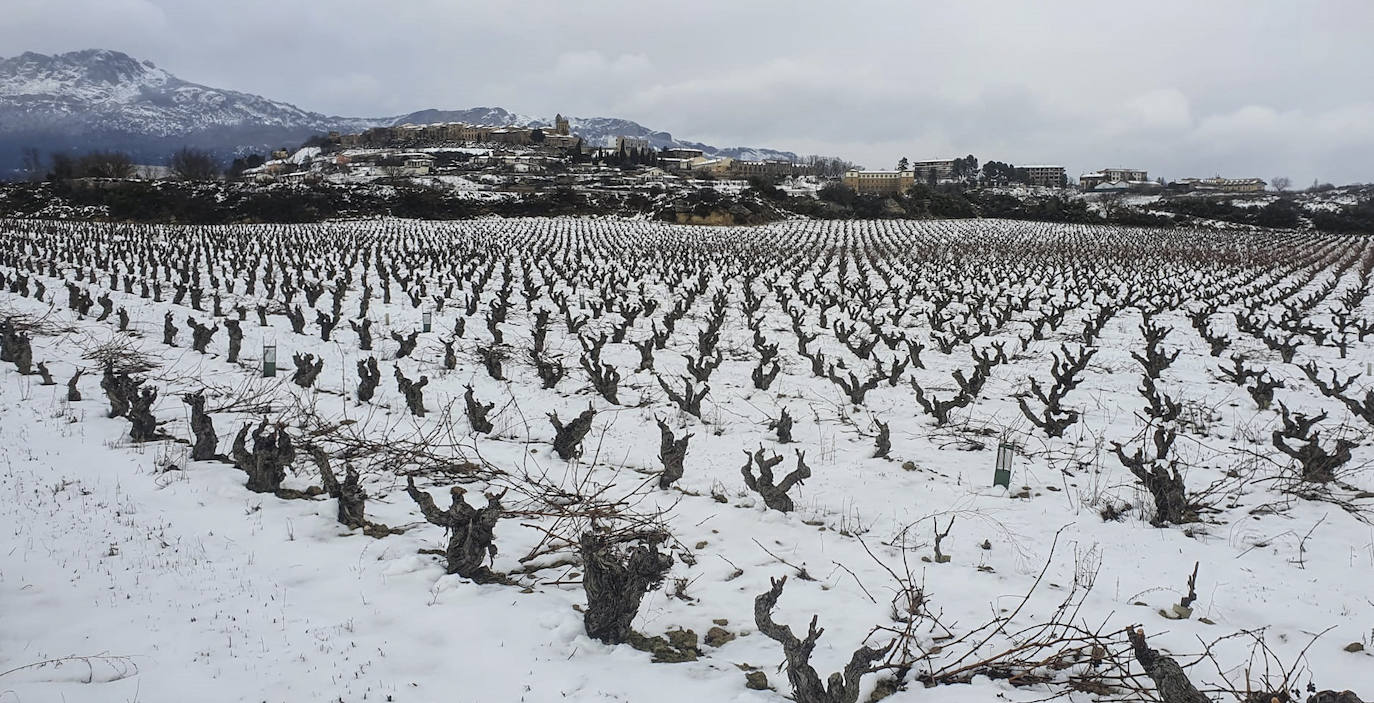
<box><xmin>1</xmin><ymin>217</ymin><xmax>1371</xmax><ymax>703</ymax></box>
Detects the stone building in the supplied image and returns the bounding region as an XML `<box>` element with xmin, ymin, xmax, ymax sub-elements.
<box><xmin>842</xmin><ymin>169</ymin><xmax>915</xmax><ymax>195</ymax></box>
<box><xmin>730</xmin><ymin>159</ymin><xmax>808</xmax><ymax>179</ymax></box>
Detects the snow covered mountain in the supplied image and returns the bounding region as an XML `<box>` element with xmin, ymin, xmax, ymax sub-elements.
<box><xmin>389</xmin><ymin>107</ymin><xmax>541</xmax><ymax>130</ymax></box>
<box><xmin>0</xmin><ymin>49</ymin><xmax>799</xmax><ymax>173</ymax></box>
<box><xmin>0</xmin><ymin>49</ymin><xmax>380</xmax><ymax>135</ymax></box>
<box><xmin>0</xmin><ymin>49</ymin><xmax>386</xmax><ymax>168</ymax></box>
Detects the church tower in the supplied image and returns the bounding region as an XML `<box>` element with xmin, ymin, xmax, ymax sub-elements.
<box><xmin>554</xmin><ymin>113</ymin><xmax>570</xmax><ymax>136</ymax></box>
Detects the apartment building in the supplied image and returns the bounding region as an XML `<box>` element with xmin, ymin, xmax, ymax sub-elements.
<box><xmin>1016</xmin><ymin>165</ymin><xmax>1067</xmax><ymax>188</ymax></box>
<box><xmin>909</xmin><ymin>159</ymin><xmax>956</xmax><ymax>183</ymax></box>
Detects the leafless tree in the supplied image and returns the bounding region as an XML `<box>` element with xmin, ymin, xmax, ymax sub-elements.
<box><xmin>168</xmin><ymin>147</ymin><xmax>220</xmax><ymax>181</ymax></box>
<box><xmin>78</xmin><ymin>151</ymin><xmax>135</xmax><ymax>179</ymax></box>
<box><xmin>20</xmin><ymin>147</ymin><xmax>44</xmax><ymax>181</ymax></box>
<box><xmin>1098</xmin><ymin>191</ymin><xmax>1127</xmax><ymax>218</ymax></box>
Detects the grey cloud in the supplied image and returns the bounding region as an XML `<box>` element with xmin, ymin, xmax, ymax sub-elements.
<box><xmin>1</xmin><ymin>0</ymin><xmax>1370</xmax><ymax>184</ymax></box>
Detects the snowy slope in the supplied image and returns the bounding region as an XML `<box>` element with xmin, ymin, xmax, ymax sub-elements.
<box><xmin>390</xmin><ymin>106</ymin><xmax>541</xmax><ymax>129</ymax></box>
<box><xmin>0</xmin><ymin>50</ymin><xmax>390</xmax><ymax>165</ymax></box>
<box><xmin>0</xmin><ymin>49</ymin><xmax>377</xmax><ymax>136</ymax></box>
<box><xmin>0</xmin><ymin>386</ymin><xmax>748</xmax><ymax>702</ymax></box>
<box><xmin>2</xmin><ymin>217</ymin><xmax>1371</xmax><ymax>703</ymax></box>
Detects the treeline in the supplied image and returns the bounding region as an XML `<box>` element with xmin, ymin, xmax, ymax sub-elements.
<box><xmin>596</xmin><ymin>147</ymin><xmax>657</xmax><ymax>168</ymax></box>
<box><xmin>791</xmin><ymin>180</ymin><xmax>1372</xmax><ymax>233</ymax></box>
<box><xmin>895</xmin><ymin>154</ymin><xmax>1067</xmax><ymax>188</ymax></box>
<box><xmin>784</xmin><ymin>181</ymin><xmax>1161</xmax><ymax>226</ymax></box>
<box><xmin>1154</xmin><ymin>195</ymin><xmax>1374</xmax><ymax>233</ymax></box>
<box><xmin>2</xmin><ymin>170</ymin><xmax>1369</xmax><ymax>233</ymax></box>
<box><xmin>1157</xmin><ymin>197</ymin><xmax>1302</xmax><ymax>229</ymax></box>
<box><xmin>0</xmin><ymin>179</ymin><xmax>631</xmax><ymax>224</ymax></box>
<box><xmin>18</xmin><ymin>146</ymin><xmax>226</xmax><ymax>181</ymax></box>
<box><xmin>1308</xmin><ymin>199</ymin><xmax>1374</xmax><ymax>233</ymax></box>
<box><xmin>33</xmin><ymin>149</ymin><xmax>135</xmax><ymax>180</ymax></box>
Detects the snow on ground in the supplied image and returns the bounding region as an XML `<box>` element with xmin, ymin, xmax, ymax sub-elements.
<box><xmin>426</xmin><ymin>175</ymin><xmax>517</xmax><ymax>199</ymax></box>
<box><xmin>1080</xmin><ymin>192</ymin><xmax>1165</xmax><ymax>215</ymax></box>
<box><xmin>0</xmin><ymin>323</ymin><xmax>750</xmax><ymax>703</ymax></box>
<box><xmin>1227</xmin><ymin>195</ymin><xmax>1278</xmax><ymax>209</ymax></box>
<box><xmin>1</xmin><ymin>217</ymin><xmax>1372</xmax><ymax>702</ymax></box>
<box><xmin>417</xmin><ymin>147</ymin><xmax>494</xmax><ymax>156</ymax></box>
<box><xmin>288</xmin><ymin>146</ymin><xmax>322</xmax><ymax>165</ymax></box>
<box><xmin>778</xmin><ymin>178</ymin><xmax>822</xmax><ymax>198</ymax></box>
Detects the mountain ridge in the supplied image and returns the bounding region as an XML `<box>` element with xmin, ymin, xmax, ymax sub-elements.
<box><xmin>0</xmin><ymin>49</ymin><xmax>798</xmax><ymax>172</ymax></box>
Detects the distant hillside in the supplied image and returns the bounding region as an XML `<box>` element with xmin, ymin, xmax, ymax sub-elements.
<box><xmin>1</xmin><ymin>49</ymin><xmax>798</xmax><ymax>175</ymax></box>
<box><xmin>0</xmin><ymin>49</ymin><xmax>384</xmax><ymax>170</ymax></box>
<box><xmin>386</xmin><ymin>109</ymin><xmax>798</xmax><ymax>162</ymax></box>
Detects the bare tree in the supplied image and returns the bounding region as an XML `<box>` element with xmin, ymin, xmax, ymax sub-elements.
<box><xmin>78</xmin><ymin>151</ymin><xmax>135</xmax><ymax>179</ymax></box>
<box><xmin>804</xmin><ymin>155</ymin><xmax>856</xmax><ymax>179</ymax></box>
<box><xmin>1098</xmin><ymin>191</ymin><xmax>1127</xmax><ymax>218</ymax></box>
<box><xmin>20</xmin><ymin>147</ymin><xmax>44</xmax><ymax>181</ymax></box>
<box><xmin>378</xmin><ymin>154</ymin><xmax>409</xmax><ymax>182</ymax></box>
<box><xmin>169</xmin><ymin>147</ymin><xmax>220</xmax><ymax>180</ymax></box>
<box><xmin>49</xmin><ymin>152</ymin><xmax>76</xmax><ymax>180</ymax></box>
<box><xmin>1271</xmin><ymin>176</ymin><xmax>1291</xmax><ymax>192</ymax></box>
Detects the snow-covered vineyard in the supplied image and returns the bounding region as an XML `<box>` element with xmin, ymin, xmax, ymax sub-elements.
<box><xmin>1</xmin><ymin>217</ymin><xmax>1371</xmax><ymax>703</ymax></box>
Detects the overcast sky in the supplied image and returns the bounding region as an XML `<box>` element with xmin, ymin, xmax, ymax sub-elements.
<box><xmin>5</xmin><ymin>0</ymin><xmax>1373</xmax><ymax>184</ymax></box>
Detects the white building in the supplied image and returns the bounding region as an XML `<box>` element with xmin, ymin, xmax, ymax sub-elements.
<box><xmin>615</xmin><ymin>136</ymin><xmax>652</xmax><ymax>152</ymax></box>
<box><xmin>1174</xmin><ymin>177</ymin><xmax>1267</xmax><ymax>193</ymax></box>
<box><xmin>1081</xmin><ymin>168</ymin><xmax>1149</xmax><ymax>191</ymax></box>
<box><xmin>396</xmin><ymin>152</ymin><xmax>435</xmax><ymax>176</ymax></box>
